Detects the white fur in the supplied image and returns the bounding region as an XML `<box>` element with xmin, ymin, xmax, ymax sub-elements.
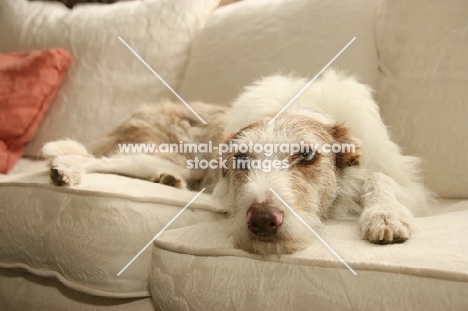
<box><xmin>42</xmin><ymin>139</ymin><xmax>89</xmax><ymax>159</ymax></box>
<box><xmin>42</xmin><ymin>70</ymin><xmax>430</xmax><ymax>254</ymax></box>
<box><xmin>212</xmin><ymin>70</ymin><xmax>430</xmax><ymax>253</ymax></box>
<box><xmin>226</xmin><ymin>70</ymin><xmax>429</xmax><ymax>216</ymax></box>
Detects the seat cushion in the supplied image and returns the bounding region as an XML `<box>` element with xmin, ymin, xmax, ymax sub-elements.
<box><xmin>0</xmin><ymin>0</ymin><xmax>219</xmax><ymax>157</ymax></box>
<box><xmin>0</xmin><ymin>269</ymin><xmax>156</xmax><ymax>311</ymax></box>
<box><xmin>0</xmin><ymin>160</ymin><xmax>224</xmax><ymax>298</ymax></box>
<box><xmin>177</xmin><ymin>0</ymin><xmax>379</xmax><ymax>104</ymax></box>
<box><xmin>150</xmin><ymin>200</ymin><xmax>468</xmax><ymax>310</ymax></box>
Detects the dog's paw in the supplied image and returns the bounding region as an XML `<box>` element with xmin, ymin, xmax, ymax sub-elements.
<box><xmin>50</xmin><ymin>155</ymin><xmax>85</xmax><ymax>186</ymax></box>
<box><xmin>151</xmin><ymin>172</ymin><xmax>187</xmax><ymax>190</ymax></box>
<box><xmin>360</xmin><ymin>207</ymin><xmax>413</xmax><ymax>245</ymax></box>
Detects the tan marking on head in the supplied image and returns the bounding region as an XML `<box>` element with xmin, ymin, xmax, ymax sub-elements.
<box><xmin>220</xmin><ymin>120</ymin><xmax>266</xmax><ymax>177</ymax></box>
<box><xmin>328</xmin><ymin>124</ymin><xmax>362</xmax><ymax>169</ymax></box>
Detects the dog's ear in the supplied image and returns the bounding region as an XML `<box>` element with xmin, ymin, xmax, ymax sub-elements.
<box><xmin>328</xmin><ymin>124</ymin><xmax>362</xmax><ymax>169</ymax></box>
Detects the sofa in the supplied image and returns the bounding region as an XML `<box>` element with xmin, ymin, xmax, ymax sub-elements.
<box><xmin>1</xmin><ymin>0</ymin><xmax>467</xmax><ymax>310</ymax></box>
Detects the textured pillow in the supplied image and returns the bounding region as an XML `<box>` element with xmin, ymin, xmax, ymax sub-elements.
<box><xmin>377</xmin><ymin>0</ymin><xmax>468</xmax><ymax>198</ymax></box>
<box><xmin>178</xmin><ymin>0</ymin><xmax>379</xmax><ymax>104</ymax></box>
<box><xmin>0</xmin><ymin>0</ymin><xmax>219</xmax><ymax>157</ymax></box>
<box><xmin>0</xmin><ymin>49</ymin><xmax>72</xmax><ymax>173</ymax></box>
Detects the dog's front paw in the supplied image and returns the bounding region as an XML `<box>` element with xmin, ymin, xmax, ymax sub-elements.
<box><xmin>360</xmin><ymin>207</ymin><xmax>413</xmax><ymax>245</ymax></box>
<box><xmin>50</xmin><ymin>155</ymin><xmax>85</xmax><ymax>186</ymax></box>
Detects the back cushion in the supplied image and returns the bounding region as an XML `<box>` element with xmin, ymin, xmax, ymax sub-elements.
<box><xmin>178</xmin><ymin>0</ymin><xmax>379</xmax><ymax>104</ymax></box>
<box><xmin>377</xmin><ymin>0</ymin><xmax>468</xmax><ymax>198</ymax></box>
<box><xmin>0</xmin><ymin>0</ymin><xmax>219</xmax><ymax>157</ymax></box>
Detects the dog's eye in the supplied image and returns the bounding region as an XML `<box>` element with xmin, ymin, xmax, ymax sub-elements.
<box><xmin>295</xmin><ymin>150</ymin><xmax>317</xmax><ymax>164</ymax></box>
<box><xmin>300</xmin><ymin>151</ymin><xmax>315</xmax><ymax>161</ymax></box>
<box><xmin>235</xmin><ymin>153</ymin><xmax>249</xmax><ymax>160</ymax></box>
<box><xmin>234</xmin><ymin>153</ymin><xmax>250</xmax><ymax>170</ymax></box>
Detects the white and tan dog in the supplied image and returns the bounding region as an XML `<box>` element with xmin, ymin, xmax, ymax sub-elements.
<box><xmin>42</xmin><ymin>70</ymin><xmax>430</xmax><ymax>255</ymax></box>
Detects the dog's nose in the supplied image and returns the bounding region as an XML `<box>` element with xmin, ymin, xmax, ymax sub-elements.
<box><xmin>247</xmin><ymin>203</ymin><xmax>283</xmax><ymax>236</ymax></box>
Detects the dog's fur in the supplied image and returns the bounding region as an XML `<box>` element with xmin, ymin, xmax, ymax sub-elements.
<box><xmin>42</xmin><ymin>70</ymin><xmax>430</xmax><ymax>255</ymax></box>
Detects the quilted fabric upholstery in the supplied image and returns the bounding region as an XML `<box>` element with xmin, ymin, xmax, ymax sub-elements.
<box><xmin>0</xmin><ymin>0</ymin><xmax>219</xmax><ymax>157</ymax></box>
<box><xmin>150</xmin><ymin>200</ymin><xmax>468</xmax><ymax>310</ymax></box>
<box><xmin>178</xmin><ymin>0</ymin><xmax>379</xmax><ymax>104</ymax></box>
<box><xmin>376</xmin><ymin>0</ymin><xmax>468</xmax><ymax>198</ymax></box>
<box><xmin>0</xmin><ymin>269</ymin><xmax>156</xmax><ymax>311</ymax></box>
<box><xmin>0</xmin><ymin>161</ymin><xmax>224</xmax><ymax>298</ymax></box>
<box><xmin>1</xmin><ymin>0</ymin><xmax>467</xmax><ymax>309</ymax></box>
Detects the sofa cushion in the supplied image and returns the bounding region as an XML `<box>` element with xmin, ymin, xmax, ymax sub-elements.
<box><xmin>0</xmin><ymin>160</ymin><xmax>224</xmax><ymax>298</ymax></box>
<box><xmin>177</xmin><ymin>0</ymin><xmax>379</xmax><ymax>104</ymax></box>
<box><xmin>0</xmin><ymin>0</ymin><xmax>219</xmax><ymax>157</ymax></box>
<box><xmin>377</xmin><ymin>0</ymin><xmax>468</xmax><ymax>198</ymax></box>
<box><xmin>0</xmin><ymin>49</ymin><xmax>73</xmax><ymax>173</ymax></box>
<box><xmin>150</xmin><ymin>200</ymin><xmax>468</xmax><ymax>310</ymax></box>
<box><xmin>0</xmin><ymin>269</ymin><xmax>155</xmax><ymax>311</ymax></box>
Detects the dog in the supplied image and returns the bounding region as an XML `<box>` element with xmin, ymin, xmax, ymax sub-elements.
<box><xmin>42</xmin><ymin>70</ymin><xmax>430</xmax><ymax>255</ymax></box>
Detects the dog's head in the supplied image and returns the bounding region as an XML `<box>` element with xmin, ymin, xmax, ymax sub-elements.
<box><xmin>213</xmin><ymin>114</ymin><xmax>361</xmax><ymax>255</ymax></box>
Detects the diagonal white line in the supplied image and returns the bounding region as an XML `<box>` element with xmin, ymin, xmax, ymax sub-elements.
<box><xmin>269</xmin><ymin>188</ymin><xmax>357</xmax><ymax>275</ymax></box>
<box><xmin>118</xmin><ymin>36</ymin><xmax>207</xmax><ymax>125</ymax></box>
<box><xmin>269</xmin><ymin>37</ymin><xmax>356</xmax><ymax>124</ymax></box>
<box><xmin>117</xmin><ymin>188</ymin><xmax>206</xmax><ymax>276</ymax></box>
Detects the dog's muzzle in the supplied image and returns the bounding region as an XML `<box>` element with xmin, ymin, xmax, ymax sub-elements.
<box><xmin>247</xmin><ymin>203</ymin><xmax>283</xmax><ymax>237</ymax></box>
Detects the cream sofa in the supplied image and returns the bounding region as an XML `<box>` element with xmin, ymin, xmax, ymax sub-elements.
<box><xmin>1</xmin><ymin>0</ymin><xmax>467</xmax><ymax>310</ymax></box>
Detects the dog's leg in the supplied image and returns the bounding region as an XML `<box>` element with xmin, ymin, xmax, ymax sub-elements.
<box><xmin>359</xmin><ymin>172</ymin><xmax>414</xmax><ymax>244</ymax></box>
<box><xmin>49</xmin><ymin>155</ymin><xmax>191</xmax><ymax>188</ymax></box>
<box><xmin>44</xmin><ymin>140</ymin><xmax>190</xmax><ymax>188</ymax></box>
<box><xmin>50</xmin><ymin>154</ymin><xmax>189</xmax><ymax>189</ymax></box>
<box><xmin>86</xmin><ymin>155</ymin><xmax>189</xmax><ymax>189</ymax></box>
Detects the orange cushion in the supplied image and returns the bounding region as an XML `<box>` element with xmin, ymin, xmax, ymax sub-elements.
<box><xmin>0</xmin><ymin>49</ymin><xmax>72</xmax><ymax>173</ymax></box>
